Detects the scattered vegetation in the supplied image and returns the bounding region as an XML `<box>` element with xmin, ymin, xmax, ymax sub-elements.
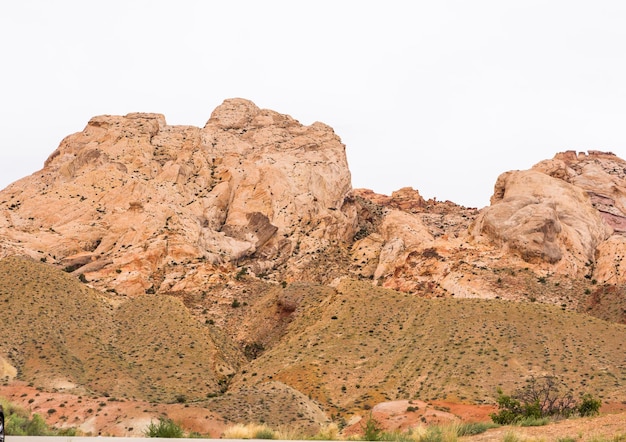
<box><xmin>1</xmin><ymin>397</ymin><xmax>77</xmax><ymax>436</ymax></box>
<box><xmin>491</xmin><ymin>375</ymin><xmax>601</xmax><ymax>425</ymax></box>
<box><xmin>144</xmin><ymin>417</ymin><xmax>184</xmax><ymax>438</ymax></box>
<box><xmin>362</xmin><ymin>413</ymin><xmax>383</xmax><ymax>441</ymax></box>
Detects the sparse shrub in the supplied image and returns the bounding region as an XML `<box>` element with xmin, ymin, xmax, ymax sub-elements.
<box><xmin>502</xmin><ymin>431</ymin><xmax>522</xmax><ymax>442</ymax></box>
<box><xmin>231</xmin><ymin>299</ymin><xmax>241</xmax><ymax>308</ymax></box>
<box><xmin>578</xmin><ymin>393</ymin><xmax>601</xmax><ymax>417</ymax></box>
<box><xmin>362</xmin><ymin>413</ymin><xmax>383</xmax><ymax>441</ymax></box>
<box><xmin>418</xmin><ymin>426</ymin><xmax>448</xmax><ymax>442</ymax></box>
<box><xmin>312</xmin><ymin>423</ymin><xmax>339</xmax><ymax>440</ymax></box>
<box><xmin>235</xmin><ymin>266</ymin><xmax>248</xmax><ymax>280</ymax></box>
<box><xmin>243</xmin><ymin>342</ymin><xmax>265</xmax><ymax>360</ymax></box>
<box><xmin>62</xmin><ymin>264</ymin><xmax>81</xmax><ymax>273</ymax></box>
<box><xmin>144</xmin><ymin>417</ymin><xmax>184</xmax><ymax>438</ymax></box>
<box><xmin>223</xmin><ymin>423</ymin><xmax>275</xmax><ymax>439</ymax></box>
<box><xmin>422</xmin><ymin>247</ymin><xmax>442</xmax><ymax>260</ymax></box>
<box><xmin>491</xmin><ymin>376</ymin><xmax>601</xmax><ymax>425</ymax></box>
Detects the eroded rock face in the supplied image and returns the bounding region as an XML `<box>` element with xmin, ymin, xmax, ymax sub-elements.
<box><xmin>0</xmin><ymin>99</ymin><xmax>357</xmax><ymax>295</ymax></box>
<box><xmin>471</xmin><ymin>169</ymin><xmax>612</xmax><ymax>268</ymax></box>
<box><xmin>2</xmin><ymin>101</ymin><xmax>626</xmax><ymax>310</ymax></box>
<box><xmin>351</xmin><ymin>151</ymin><xmax>626</xmax><ymax>303</ymax></box>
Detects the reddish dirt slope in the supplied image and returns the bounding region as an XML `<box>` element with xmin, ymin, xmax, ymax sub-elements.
<box><xmin>0</xmin><ymin>383</ymin><xmax>227</xmax><ymax>437</ymax></box>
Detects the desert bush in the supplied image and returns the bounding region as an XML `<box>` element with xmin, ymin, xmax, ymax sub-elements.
<box><xmin>578</xmin><ymin>393</ymin><xmax>601</xmax><ymax>417</ymax></box>
<box><xmin>362</xmin><ymin>413</ymin><xmax>383</xmax><ymax>441</ymax></box>
<box><xmin>243</xmin><ymin>342</ymin><xmax>265</xmax><ymax>360</ymax></box>
<box><xmin>491</xmin><ymin>376</ymin><xmax>601</xmax><ymax>424</ymax></box>
<box><xmin>490</xmin><ymin>389</ymin><xmax>523</xmax><ymax>425</ymax></box>
<box><xmin>144</xmin><ymin>417</ymin><xmax>184</xmax><ymax>438</ymax></box>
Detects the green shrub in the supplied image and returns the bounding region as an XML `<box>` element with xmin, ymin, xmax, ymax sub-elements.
<box><xmin>362</xmin><ymin>413</ymin><xmax>383</xmax><ymax>441</ymax></box>
<box><xmin>578</xmin><ymin>393</ymin><xmax>601</xmax><ymax>417</ymax></box>
<box><xmin>491</xmin><ymin>376</ymin><xmax>601</xmax><ymax>424</ymax></box>
<box><xmin>0</xmin><ymin>398</ymin><xmax>52</xmax><ymax>436</ymax></box>
<box><xmin>144</xmin><ymin>418</ymin><xmax>184</xmax><ymax>438</ymax></box>
<box><xmin>490</xmin><ymin>389</ymin><xmax>523</xmax><ymax>424</ymax></box>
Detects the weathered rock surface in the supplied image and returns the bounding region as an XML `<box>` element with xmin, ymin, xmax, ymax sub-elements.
<box><xmin>351</xmin><ymin>151</ymin><xmax>626</xmax><ymax>308</ymax></box>
<box><xmin>1</xmin><ymin>101</ymin><xmax>626</xmax><ymax>312</ymax></box>
<box><xmin>0</xmin><ymin>99</ymin><xmax>357</xmax><ymax>295</ymax></box>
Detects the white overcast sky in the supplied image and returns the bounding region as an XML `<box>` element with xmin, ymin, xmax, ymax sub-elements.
<box><xmin>1</xmin><ymin>1</ymin><xmax>626</xmax><ymax>208</ymax></box>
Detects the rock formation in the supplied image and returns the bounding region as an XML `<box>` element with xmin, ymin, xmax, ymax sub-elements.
<box><xmin>0</xmin><ymin>99</ymin><xmax>357</xmax><ymax>295</ymax></box>
<box><xmin>1</xmin><ymin>101</ymin><xmax>626</xmax><ymax>310</ymax></box>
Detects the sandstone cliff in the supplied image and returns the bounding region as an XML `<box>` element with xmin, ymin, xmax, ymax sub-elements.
<box><xmin>1</xmin><ymin>99</ymin><xmax>626</xmax><ymax>318</ymax></box>
<box><xmin>0</xmin><ymin>99</ymin><xmax>357</xmax><ymax>296</ymax></box>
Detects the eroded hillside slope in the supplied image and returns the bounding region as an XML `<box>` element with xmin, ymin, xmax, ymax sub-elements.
<box><xmin>0</xmin><ymin>256</ymin><xmax>243</xmax><ymax>403</ymax></box>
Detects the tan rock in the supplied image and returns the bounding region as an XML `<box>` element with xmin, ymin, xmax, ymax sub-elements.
<box><xmin>471</xmin><ymin>169</ymin><xmax>612</xmax><ymax>273</ymax></box>
<box><xmin>0</xmin><ymin>99</ymin><xmax>357</xmax><ymax>295</ymax></box>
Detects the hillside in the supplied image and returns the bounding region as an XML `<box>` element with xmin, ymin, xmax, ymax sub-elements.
<box><xmin>211</xmin><ymin>279</ymin><xmax>626</xmax><ymax>429</ymax></box>
<box><xmin>0</xmin><ymin>100</ymin><xmax>625</xmax><ymax>437</ymax></box>
<box><xmin>0</xmin><ymin>256</ymin><xmax>243</xmax><ymax>403</ymax></box>
<box><xmin>0</xmin><ymin>256</ymin><xmax>625</xmax><ymax>435</ymax></box>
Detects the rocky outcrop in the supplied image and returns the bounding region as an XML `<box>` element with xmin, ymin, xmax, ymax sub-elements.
<box><xmin>470</xmin><ymin>169</ymin><xmax>611</xmax><ymax>269</ymax></box>
<box><xmin>0</xmin><ymin>99</ymin><xmax>357</xmax><ymax>295</ymax></box>
<box><xmin>471</xmin><ymin>151</ymin><xmax>626</xmax><ymax>283</ymax></box>
<box><xmin>350</xmin><ymin>151</ymin><xmax>626</xmax><ymax>304</ymax></box>
<box><xmin>2</xmin><ymin>99</ymin><xmax>626</xmax><ymax>310</ymax></box>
